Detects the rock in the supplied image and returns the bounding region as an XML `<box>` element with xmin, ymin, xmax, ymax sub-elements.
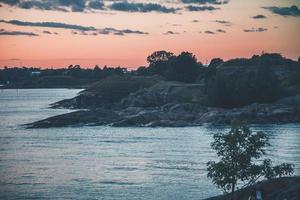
<box><xmin>205</xmin><ymin>176</ymin><xmax>300</xmax><ymax>200</ymax></box>
<box><xmin>121</xmin><ymin>81</ymin><xmax>206</xmax><ymax>108</ymax></box>
<box><xmin>28</xmin><ymin>89</ymin><xmax>300</xmax><ymax>128</ymax></box>
<box><xmin>26</xmin><ymin>109</ymin><xmax>120</xmax><ymax>128</ymax></box>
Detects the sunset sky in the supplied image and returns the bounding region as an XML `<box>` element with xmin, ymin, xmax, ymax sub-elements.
<box><xmin>0</xmin><ymin>0</ymin><xmax>300</xmax><ymax>69</ymax></box>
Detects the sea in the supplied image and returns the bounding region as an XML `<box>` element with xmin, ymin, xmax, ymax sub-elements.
<box><xmin>0</xmin><ymin>89</ymin><xmax>299</xmax><ymax>199</ymax></box>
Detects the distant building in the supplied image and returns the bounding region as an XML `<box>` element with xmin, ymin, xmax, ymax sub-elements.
<box><xmin>31</xmin><ymin>71</ymin><xmax>41</xmax><ymax>77</ymax></box>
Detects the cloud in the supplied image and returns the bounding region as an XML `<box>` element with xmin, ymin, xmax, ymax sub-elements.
<box><xmin>90</xmin><ymin>32</ymin><xmax>98</xmax><ymax>36</ymax></box>
<box><xmin>204</xmin><ymin>30</ymin><xmax>215</xmax><ymax>34</ymax></box>
<box><xmin>244</xmin><ymin>27</ymin><xmax>268</xmax><ymax>32</ymax></box>
<box><xmin>216</xmin><ymin>29</ymin><xmax>226</xmax><ymax>33</ymax></box>
<box><xmin>256</xmin><ymin>27</ymin><xmax>268</xmax><ymax>32</ymax></box>
<box><xmin>181</xmin><ymin>0</ymin><xmax>228</xmax><ymax>5</ymax></box>
<box><xmin>0</xmin><ymin>19</ymin><xmax>97</xmax><ymax>31</ymax></box>
<box><xmin>0</xmin><ymin>0</ymin><xmax>228</xmax><ymax>13</ymax></box>
<box><xmin>0</xmin><ymin>19</ymin><xmax>148</xmax><ymax>35</ymax></box>
<box><xmin>0</xmin><ymin>28</ymin><xmax>38</xmax><ymax>36</ymax></box>
<box><xmin>263</xmin><ymin>5</ymin><xmax>300</xmax><ymax>17</ymax></box>
<box><xmin>214</xmin><ymin>20</ymin><xmax>231</xmax><ymax>26</ymax></box>
<box><xmin>252</xmin><ymin>14</ymin><xmax>266</xmax><ymax>19</ymax></box>
<box><xmin>186</xmin><ymin>5</ymin><xmax>218</xmax><ymax>11</ymax></box>
<box><xmin>98</xmin><ymin>27</ymin><xmax>148</xmax><ymax>35</ymax></box>
<box><xmin>163</xmin><ymin>31</ymin><xmax>179</xmax><ymax>35</ymax></box>
<box><xmin>42</xmin><ymin>30</ymin><xmax>52</xmax><ymax>34</ymax></box>
<box><xmin>88</xmin><ymin>0</ymin><xmax>104</xmax><ymax>10</ymax></box>
<box><xmin>109</xmin><ymin>1</ymin><xmax>177</xmax><ymax>13</ymax></box>
<box><xmin>0</xmin><ymin>0</ymin><xmax>20</xmax><ymax>6</ymax></box>
<box><xmin>0</xmin><ymin>0</ymin><xmax>104</xmax><ymax>12</ymax></box>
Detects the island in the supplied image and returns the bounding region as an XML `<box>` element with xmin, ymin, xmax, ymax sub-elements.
<box><xmin>25</xmin><ymin>52</ymin><xmax>300</xmax><ymax>128</ymax></box>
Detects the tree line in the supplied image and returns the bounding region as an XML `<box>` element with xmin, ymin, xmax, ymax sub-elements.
<box><xmin>1</xmin><ymin>51</ymin><xmax>299</xmax><ymax>107</ymax></box>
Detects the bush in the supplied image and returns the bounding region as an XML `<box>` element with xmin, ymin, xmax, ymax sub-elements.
<box><xmin>206</xmin><ymin>65</ymin><xmax>283</xmax><ymax>108</ymax></box>
<box><xmin>84</xmin><ymin>75</ymin><xmax>161</xmax><ymax>103</ymax></box>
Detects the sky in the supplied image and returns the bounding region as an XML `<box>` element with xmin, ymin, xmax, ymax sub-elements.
<box><xmin>0</xmin><ymin>0</ymin><xmax>299</xmax><ymax>69</ymax></box>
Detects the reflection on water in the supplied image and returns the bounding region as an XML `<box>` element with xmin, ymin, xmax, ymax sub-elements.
<box><xmin>0</xmin><ymin>89</ymin><xmax>299</xmax><ymax>200</ymax></box>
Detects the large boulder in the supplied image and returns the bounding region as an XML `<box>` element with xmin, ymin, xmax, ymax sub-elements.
<box><xmin>52</xmin><ymin>75</ymin><xmax>161</xmax><ymax>109</ymax></box>
<box><xmin>121</xmin><ymin>81</ymin><xmax>206</xmax><ymax>107</ymax></box>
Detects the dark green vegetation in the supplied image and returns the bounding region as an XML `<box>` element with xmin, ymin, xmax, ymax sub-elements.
<box><xmin>3</xmin><ymin>52</ymin><xmax>299</xmax><ymax>107</ymax></box>
<box><xmin>139</xmin><ymin>51</ymin><xmax>202</xmax><ymax>83</ymax></box>
<box><xmin>207</xmin><ymin>121</ymin><xmax>294</xmax><ymax>199</ymax></box>
<box><xmin>206</xmin><ymin>176</ymin><xmax>300</xmax><ymax>200</ymax></box>
<box><xmin>84</xmin><ymin>75</ymin><xmax>160</xmax><ymax>104</ymax></box>
<box><xmin>23</xmin><ymin>51</ymin><xmax>300</xmax><ymax>128</ymax></box>
<box><xmin>0</xmin><ymin>65</ymin><xmax>126</xmax><ymax>88</ymax></box>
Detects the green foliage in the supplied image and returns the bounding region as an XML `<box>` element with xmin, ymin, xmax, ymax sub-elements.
<box><xmin>147</xmin><ymin>50</ymin><xmax>174</xmax><ymax>66</ymax></box>
<box><xmin>261</xmin><ymin>159</ymin><xmax>294</xmax><ymax>180</ymax></box>
<box><xmin>166</xmin><ymin>52</ymin><xmax>201</xmax><ymax>83</ymax></box>
<box><xmin>0</xmin><ymin>65</ymin><xmax>128</xmax><ymax>88</ymax></box>
<box><xmin>222</xmin><ymin>53</ymin><xmax>285</xmax><ymax>67</ymax></box>
<box><xmin>283</xmin><ymin>70</ymin><xmax>300</xmax><ymax>86</ymax></box>
<box><xmin>85</xmin><ymin>75</ymin><xmax>160</xmax><ymax>103</ymax></box>
<box><xmin>207</xmin><ymin>121</ymin><xmax>294</xmax><ymax>196</ymax></box>
<box><xmin>206</xmin><ymin>65</ymin><xmax>283</xmax><ymax>107</ymax></box>
<box><xmin>143</xmin><ymin>51</ymin><xmax>203</xmax><ymax>83</ymax></box>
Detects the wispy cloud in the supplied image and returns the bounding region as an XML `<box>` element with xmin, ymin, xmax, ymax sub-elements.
<box><xmin>181</xmin><ymin>0</ymin><xmax>229</xmax><ymax>5</ymax></box>
<box><xmin>204</xmin><ymin>30</ymin><xmax>215</xmax><ymax>34</ymax></box>
<box><xmin>42</xmin><ymin>30</ymin><xmax>52</xmax><ymax>34</ymax></box>
<box><xmin>252</xmin><ymin>14</ymin><xmax>266</xmax><ymax>19</ymax></box>
<box><xmin>244</xmin><ymin>27</ymin><xmax>268</xmax><ymax>32</ymax></box>
<box><xmin>0</xmin><ymin>0</ymin><xmax>105</xmax><ymax>12</ymax></box>
<box><xmin>0</xmin><ymin>0</ymin><xmax>229</xmax><ymax>13</ymax></box>
<box><xmin>214</xmin><ymin>20</ymin><xmax>231</xmax><ymax>26</ymax></box>
<box><xmin>0</xmin><ymin>19</ymin><xmax>148</xmax><ymax>35</ymax></box>
<box><xmin>163</xmin><ymin>31</ymin><xmax>179</xmax><ymax>35</ymax></box>
<box><xmin>216</xmin><ymin>29</ymin><xmax>226</xmax><ymax>33</ymax></box>
<box><xmin>99</xmin><ymin>28</ymin><xmax>148</xmax><ymax>35</ymax></box>
<box><xmin>186</xmin><ymin>5</ymin><xmax>218</xmax><ymax>11</ymax></box>
<box><xmin>0</xmin><ymin>19</ymin><xmax>96</xmax><ymax>31</ymax></box>
<box><xmin>0</xmin><ymin>28</ymin><xmax>38</xmax><ymax>36</ymax></box>
<box><xmin>109</xmin><ymin>1</ymin><xmax>177</xmax><ymax>13</ymax></box>
<box><xmin>202</xmin><ymin>29</ymin><xmax>226</xmax><ymax>34</ymax></box>
<box><xmin>88</xmin><ymin>0</ymin><xmax>104</xmax><ymax>10</ymax></box>
<box><xmin>263</xmin><ymin>5</ymin><xmax>300</xmax><ymax>17</ymax></box>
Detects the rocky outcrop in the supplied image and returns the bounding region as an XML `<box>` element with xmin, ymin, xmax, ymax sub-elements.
<box><xmin>26</xmin><ymin>109</ymin><xmax>121</xmax><ymax>128</ymax></box>
<box><xmin>121</xmin><ymin>82</ymin><xmax>206</xmax><ymax>107</ymax></box>
<box><xmin>27</xmin><ymin>94</ymin><xmax>300</xmax><ymax>128</ymax></box>
<box><xmin>51</xmin><ymin>75</ymin><xmax>162</xmax><ymax>109</ymax></box>
<box><xmin>26</xmin><ymin>58</ymin><xmax>300</xmax><ymax>128</ymax></box>
<box><xmin>205</xmin><ymin>176</ymin><xmax>300</xmax><ymax>200</ymax></box>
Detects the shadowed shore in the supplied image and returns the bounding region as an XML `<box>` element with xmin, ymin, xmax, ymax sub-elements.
<box><xmin>205</xmin><ymin>176</ymin><xmax>300</xmax><ymax>200</ymax></box>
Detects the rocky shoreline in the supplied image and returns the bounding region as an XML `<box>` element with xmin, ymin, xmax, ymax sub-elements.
<box><xmin>26</xmin><ymin>93</ymin><xmax>300</xmax><ymax>128</ymax></box>
<box><xmin>205</xmin><ymin>176</ymin><xmax>300</xmax><ymax>200</ymax></box>
<box><xmin>26</xmin><ymin>54</ymin><xmax>300</xmax><ymax>129</ymax></box>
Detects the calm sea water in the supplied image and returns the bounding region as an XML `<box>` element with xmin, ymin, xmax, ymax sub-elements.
<box><xmin>0</xmin><ymin>89</ymin><xmax>299</xmax><ymax>200</ymax></box>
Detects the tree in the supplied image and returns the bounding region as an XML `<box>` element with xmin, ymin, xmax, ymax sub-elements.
<box><xmin>146</xmin><ymin>50</ymin><xmax>174</xmax><ymax>66</ymax></box>
<box><xmin>208</xmin><ymin>58</ymin><xmax>223</xmax><ymax>68</ymax></box>
<box><xmin>207</xmin><ymin>121</ymin><xmax>294</xmax><ymax>200</ymax></box>
<box><xmin>167</xmin><ymin>51</ymin><xmax>202</xmax><ymax>83</ymax></box>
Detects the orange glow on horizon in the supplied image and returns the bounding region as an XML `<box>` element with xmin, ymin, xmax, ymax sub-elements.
<box><xmin>0</xmin><ymin>0</ymin><xmax>299</xmax><ymax>69</ymax></box>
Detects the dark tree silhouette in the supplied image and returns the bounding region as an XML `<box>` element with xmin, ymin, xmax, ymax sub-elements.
<box><xmin>147</xmin><ymin>51</ymin><xmax>174</xmax><ymax>66</ymax></box>
<box><xmin>207</xmin><ymin>121</ymin><xmax>294</xmax><ymax>199</ymax></box>
<box><xmin>166</xmin><ymin>51</ymin><xmax>202</xmax><ymax>83</ymax></box>
<box><xmin>208</xmin><ymin>58</ymin><xmax>224</xmax><ymax>68</ymax></box>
